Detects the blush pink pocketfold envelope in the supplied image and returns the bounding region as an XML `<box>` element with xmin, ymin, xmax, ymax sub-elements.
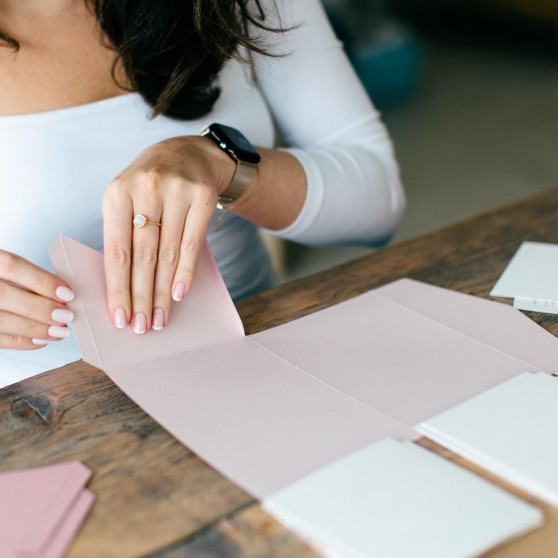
<box><xmin>50</xmin><ymin>236</ymin><xmax>558</xmax><ymax>500</ymax></box>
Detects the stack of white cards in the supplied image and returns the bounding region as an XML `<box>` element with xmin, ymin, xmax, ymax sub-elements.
<box><xmin>265</xmin><ymin>438</ymin><xmax>543</xmax><ymax>558</ymax></box>
<box><xmin>491</xmin><ymin>241</ymin><xmax>558</xmax><ymax>313</ymax></box>
<box><xmin>418</xmin><ymin>372</ymin><xmax>558</xmax><ymax>507</ymax></box>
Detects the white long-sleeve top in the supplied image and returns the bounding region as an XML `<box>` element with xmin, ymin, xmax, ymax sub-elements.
<box><xmin>256</xmin><ymin>0</ymin><xmax>405</xmax><ymax>246</ymax></box>
<box><xmin>0</xmin><ymin>0</ymin><xmax>404</xmax><ymax>386</ymax></box>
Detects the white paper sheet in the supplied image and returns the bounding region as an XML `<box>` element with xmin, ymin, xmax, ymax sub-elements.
<box><xmin>418</xmin><ymin>372</ymin><xmax>558</xmax><ymax>507</ymax></box>
<box><xmin>491</xmin><ymin>241</ymin><xmax>558</xmax><ymax>313</ymax></box>
<box><xmin>265</xmin><ymin>438</ymin><xmax>543</xmax><ymax>558</ymax></box>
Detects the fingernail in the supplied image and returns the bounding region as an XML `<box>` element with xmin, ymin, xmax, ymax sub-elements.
<box><xmin>48</xmin><ymin>326</ymin><xmax>71</xmax><ymax>339</ymax></box>
<box><xmin>55</xmin><ymin>286</ymin><xmax>74</xmax><ymax>302</ymax></box>
<box><xmin>51</xmin><ymin>308</ymin><xmax>74</xmax><ymax>324</ymax></box>
<box><xmin>133</xmin><ymin>313</ymin><xmax>147</xmax><ymax>334</ymax></box>
<box><xmin>114</xmin><ymin>307</ymin><xmax>127</xmax><ymax>329</ymax></box>
<box><xmin>172</xmin><ymin>282</ymin><xmax>186</xmax><ymax>302</ymax></box>
<box><xmin>32</xmin><ymin>338</ymin><xmax>50</xmax><ymax>346</ymax></box>
<box><xmin>152</xmin><ymin>308</ymin><xmax>165</xmax><ymax>331</ymax></box>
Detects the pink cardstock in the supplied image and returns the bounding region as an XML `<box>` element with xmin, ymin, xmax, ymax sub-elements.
<box><xmin>28</xmin><ymin>489</ymin><xmax>96</xmax><ymax>558</ymax></box>
<box><xmin>253</xmin><ymin>279</ymin><xmax>558</xmax><ymax>425</ymax></box>
<box><xmin>49</xmin><ymin>236</ymin><xmax>243</xmax><ymax>371</ymax></box>
<box><xmin>49</xmin><ymin>236</ymin><xmax>558</xmax><ymax>499</ymax></box>
<box><xmin>0</xmin><ymin>461</ymin><xmax>93</xmax><ymax>558</ymax></box>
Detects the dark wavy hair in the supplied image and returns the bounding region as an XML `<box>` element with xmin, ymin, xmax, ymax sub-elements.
<box><xmin>0</xmin><ymin>0</ymin><xmax>282</xmax><ymax>120</ymax></box>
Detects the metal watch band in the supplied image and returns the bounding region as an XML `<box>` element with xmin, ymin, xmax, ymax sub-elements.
<box><xmin>218</xmin><ymin>160</ymin><xmax>258</xmax><ymax>205</ymax></box>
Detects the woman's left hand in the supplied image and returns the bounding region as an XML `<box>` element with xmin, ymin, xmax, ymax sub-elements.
<box><xmin>102</xmin><ymin>136</ymin><xmax>235</xmax><ymax>334</ymax></box>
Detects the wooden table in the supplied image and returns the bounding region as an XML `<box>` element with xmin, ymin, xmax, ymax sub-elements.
<box><xmin>2</xmin><ymin>188</ymin><xmax>558</xmax><ymax>557</ymax></box>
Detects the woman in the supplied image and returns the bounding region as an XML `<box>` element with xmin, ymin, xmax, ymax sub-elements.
<box><xmin>0</xmin><ymin>0</ymin><xmax>405</xmax><ymax>386</ymax></box>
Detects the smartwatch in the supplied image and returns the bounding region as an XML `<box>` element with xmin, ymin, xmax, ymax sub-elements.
<box><xmin>200</xmin><ymin>123</ymin><xmax>261</xmax><ymax>206</ymax></box>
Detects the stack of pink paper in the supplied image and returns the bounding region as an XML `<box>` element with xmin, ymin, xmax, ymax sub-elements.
<box><xmin>0</xmin><ymin>461</ymin><xmax>95</xmax><ymax>558</ymax></box>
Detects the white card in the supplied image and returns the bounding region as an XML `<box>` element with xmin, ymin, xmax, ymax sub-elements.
<box><xmin>418</xmin><ymin>372</ymin><xmax>558</xmax><ymax>507</ymax></box>
<box><xmin>491</xmin><ymin>241</ymin><xmax>558</xmax><ymax>313</ymax></box>
<box><xmin>264</xmin><ymin>438</ymin><xmax>542</xmax><ymax>558</ymax></box>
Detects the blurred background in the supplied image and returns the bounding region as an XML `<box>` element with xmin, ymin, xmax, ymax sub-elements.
<box><xmin>274</xmin><ymin>0</ymin><xmax>558</xmax><ymax>282</ymax></box>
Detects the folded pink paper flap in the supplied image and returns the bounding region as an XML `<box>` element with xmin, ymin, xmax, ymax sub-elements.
<box><xmin>375</xmin><ymin>278</ymin><xmax>558</xmax><ymax>372</ymax></box>
<box><xmin>50</xmin><ymin>237</ymin><xmax>558</xmax><ymax>500</ymax></box>
<box><xmin>49</xmin><ymin>235</ymin><xmax>244</xmax><ymax>371</ymax></box>
<box><xmin>109</xmin><ymin>337</ymin><xmax>416</xmax><ymax>498</ymax></box>
<box><xmin>253</xmin><ymin>279</ymin><xmax>558</xmax><ymax>425</ymax></box>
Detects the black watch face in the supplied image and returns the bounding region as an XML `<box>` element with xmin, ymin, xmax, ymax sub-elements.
<box><xmin>209</xmin><ymin>123</ymin><xmax>261</xmax><ymax>164</ymax></box>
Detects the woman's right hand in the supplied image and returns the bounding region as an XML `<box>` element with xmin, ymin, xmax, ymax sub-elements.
<box><xmin>0</xmin><ymin>250</ymin><xmax>75</xmax><ymax>350</ymax></box>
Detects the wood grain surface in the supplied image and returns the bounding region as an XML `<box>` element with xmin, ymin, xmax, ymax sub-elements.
<box><xmin>2</xmin><ymin>188</ymin><xmax>558</xmax><ymax>557</ymax></box>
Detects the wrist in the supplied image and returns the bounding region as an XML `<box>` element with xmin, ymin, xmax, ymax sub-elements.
<box><xmin>200</xmin><ymin>123</ymin><xmax>261</xmax><ymax>204</ymax></box>
<box><xmin>199</xmin><ymin>136</ymin><xmax>237</xmax><ymax>195</ymax></box>
<box><xmin>222</xmin><ymin>164</ymin><xmax>259</xmax><ymax>210</ymax></box>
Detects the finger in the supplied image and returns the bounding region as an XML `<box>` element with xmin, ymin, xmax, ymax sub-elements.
<box><xmin>172</xmin><ymin>193</ymin><xmax>216</xmax><ymax>302</ymax></box>
<box><xmin>130</xmin><ymin>205</ymin><xmax>163</xmax><ymax>334</ymax></box>
<box><xmin>0</xmin><ymin>281</ymin><xmax>74</xmax><ymax>328</ymax></box>
<box><xmin>0</xmin><ymin>250</ymin><xmax>74</xmax><ymax>303</ymax></box>
<box><xmin>0</xmin><ymin>333</ymin><xmax>44</xmax><ymax>350</ymax></box>
<box><xmin>103</xmin><ymin>181</ymin><xmax>133</xmax><ymax>330</ymax></box>
<box><xmin>0</xmin><ymin>310</ymin><xmax>70</xmax><ymax>342</ymax></box>
<box><xmin>151</xmin><ymin>201</ymin><xmax>189</xmax><ymax>331</ymax></box>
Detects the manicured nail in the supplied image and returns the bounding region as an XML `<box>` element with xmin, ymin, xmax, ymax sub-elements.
<box><xmin>48</xmin><ymin>325</ymin><xmax>72</xmax><ymax>339</ymax></box>
<box><xmin>51</xmin><ymin>308</ymin><xmax>74</xmax><ymax>324</ymax></box>
<box><xmin>152</xmin><ymin>308</ymin><xmax>165</xmax><ymax>331</ymax></box>
<box><xmin>32</xmin><ymin>338</ymin><xmax>50</xmax><ymax>346</ymax></box>
<box><xmin>114</xmin><ymin>307</ymin><xmax>127</xmax><ymax>329</ymax></box>
<box><xmin>172</xmin><ymin>282</ymin><xmax>186</xmax><ymax>302</ymax></box>
<box><xmin>133</xmin><ymin>313</ymin><xmax>147</xmax><ymax>334</ymax></box>
<box><xmin>55</xmin><ymin>286</ymin><xmax>74</xmax><ymax>302</ymax></box>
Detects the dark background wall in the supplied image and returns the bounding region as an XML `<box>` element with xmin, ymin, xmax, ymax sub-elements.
<box><xmin>280</xmin><ymin>0</ymin><xmax>558</xmax><ymax>280</ymax></box>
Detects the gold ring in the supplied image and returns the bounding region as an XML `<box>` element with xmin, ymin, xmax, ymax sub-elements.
<box><xmin>133</xmin><ymin>214</ymin><xmax>161</xmax><ymax>228</ymax></box>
